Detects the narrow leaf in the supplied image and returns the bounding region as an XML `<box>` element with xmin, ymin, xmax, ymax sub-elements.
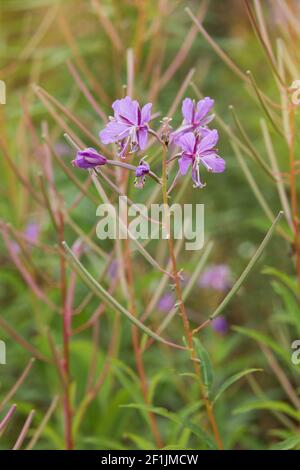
<box><xmin>213</xmin><ymin>368</ymin><xmax>262</xmax><ymax>404</ymax></box>
<box><xmin>193</xmin><ymin>338</ymin><xmax>214</xmax><ymax>396</ymax></box>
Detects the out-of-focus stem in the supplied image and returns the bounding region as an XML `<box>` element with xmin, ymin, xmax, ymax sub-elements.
<box><xmin>124</xmin><ymin>238</ymin><xmax>164</xmax><ymax>449</ymax></box>
<box><xmin>288</xmin><ymin>106</ymin><xmax>300</xmax><ymax>287</ymax></box>
<box><xmin>58</xmin><ymin>212</ymin><xmax>73</xmax><ymax>450</ymax></box>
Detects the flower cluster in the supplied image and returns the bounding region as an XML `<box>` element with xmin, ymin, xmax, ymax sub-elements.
<box><xmin>171</xmin><ymin>98</ymin><xmax>225</xmax><ymax>188</ymax></box>
<box><xmin>71</xmin><ymin>95</ymin><xmax>225</xmax><ymax>189</ymax></box>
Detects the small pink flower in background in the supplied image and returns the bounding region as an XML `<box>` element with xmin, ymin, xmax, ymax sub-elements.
<box><xmin>99</xmin><ymin>96</ymin><xmax>152</xmax><ymax>157</ymax></box>
<box><xmin>25</xmin><ymin>223</ymin><xmax>40</xmax><ymax>244</ymax></box>
<box><xmin>12</xmin><ymin>222</ymin><xmax>40</xmax><ymax>254</ymax></box>
<box><xmin>158</xmin><ymin>293</ymin><xmax>175</xmax><ymax>312</ymax></box>
<box><xmin>54</xmin><ymin>142</ymin><xmax>70</xmax><ymax>157</ymax></box>
<box><xmin>211</xmin><ymin>316</ymin><xmax>228</xmax><ymax>335</ymax></box>
<box><xmin>72</xmin><ymin>148</ymin><xmax>107</xmax><ymax>169</ymax></box>
<box><xmin>199</xmin><ymin>264</ymin><xmax>232</xmax><ymax>292</ymax></box>
<box><xmin>177</xmin><ymin>130</ymin><xmax>225</xmax><ymax>188</ymax></box>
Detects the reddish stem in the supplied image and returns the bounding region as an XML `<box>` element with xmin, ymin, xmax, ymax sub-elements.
<box><xmin>58</xmin><ymin>211</ymin><xmax>73</xmax><ymax>450</ymax></box>
<box><xmin>288</xmin><ymin>106</ymin><xmax>300</xmax><ymax>287</ymax></box>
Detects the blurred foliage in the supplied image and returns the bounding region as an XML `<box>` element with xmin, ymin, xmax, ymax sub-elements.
<box><xmin>0</xmin><ymin>0</ymin><xmax>300</xmax><ymax>450</ymax></box>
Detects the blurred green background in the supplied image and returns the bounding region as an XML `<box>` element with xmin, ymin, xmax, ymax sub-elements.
<box><xmin>0</xmin><ymin>0</ymin><xmax>299</xmax><ymax>450</ymax></box>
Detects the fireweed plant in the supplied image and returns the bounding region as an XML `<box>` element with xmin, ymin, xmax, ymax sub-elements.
<box><xmin>63</xmin><ymin>92</ymin><xmax>280</xmax><ymax>451</ymax></box>
<box><xmin>0</xmin><ymin>0</ymin><xmax>294</xmax><ymax>452</ymax></box>
<box><xmin>71</xmin><ymin>95</ymin><xmax>226</xmax><ymax>448</ymax></box>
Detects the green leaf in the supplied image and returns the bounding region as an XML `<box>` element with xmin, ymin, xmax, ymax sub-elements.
<box><xmin>148</xmin><ymin>370</ymin><xmax>173</xmax><ymax>404</ymax></box>
<box><xmin>121</xmin><ymin>404</ymin><xmax>216</xmax><ymax>449</ymax></box>
<box><xmin>213</xmin><ymin>368</ymin><xmax>263</xmax><ymax>404</ymax></box>
<box><xmin>270</xmin><ymin>435</ymin><xmax>300</xmax><ymax>450</ymax></box>
<box><xmin>124</xmin><ymin>433</ymin><xmax>156</xmax><ymax>450</ymax></box>
<box><xmin>271</xmin><ymin>281</ymin><xmax>300</xmax><ymax>336</ymax></box>
<box><xmin>233</xmin><ymin>326</ymin><xmax>291</xmax><ymax>364</ymax></box>
<box><xmin>193</xmin><ymin>338</ymin><xmax>214</xmax><ymax>396</ymax></box>
<box><xmin>163</xmin><ymin>445</ymin><xmax>194</xmax><ymax>450</ymax></box>
<box><xmin>263</xmin><ymin>266</ymin><xmax>299</xmax><ymax>297</ymax></box>
<box><xmin>234</xmin><ymin>400</ymin><xmax>300</xmax><ymax>421</ymax></box>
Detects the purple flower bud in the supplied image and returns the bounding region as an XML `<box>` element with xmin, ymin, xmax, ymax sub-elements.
<box><xmin>159</xmin><ymin>117</ymin><xmax>173</xmax><ymax>145</ymax></box>
<box><xmin>211</xmin><ymin>316</ymin><xmax>228</xmax><ymax>335</ymax></box>
<box><xmin>72</xmin><ymin>148</ymin><xmax>107</xmax><ymax>169</ymax></box>
<box><xmin>135</xmin><ymin>161</ymin><xmax>150</xmax><ymax>188</ymax></box>
<box><xmin>135</xmin><ymin>161</ymin><xmax>150</xmax><ymax>177</ymax></box>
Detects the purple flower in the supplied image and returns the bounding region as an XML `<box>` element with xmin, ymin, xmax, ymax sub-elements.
<box><xmin>211</xmin><ymin>316</ymin><xmax>228</xmax><ymax>335</ymax></box>
<box><xmin>11</xmin><ymin>222</ymin><xmax>40</xmax><ymax>254</ymax></box>
<box><xmin>72</xmin><ymin>148</ymin><xmax>107</xmax><ymax>169</ymax></box>
<box><xmin>25</xmin><ymin>223</ymin><xmax>39</xmax><ymax>244</ymax></box>
<box><xmin>199</xmin><ymin>264</ymin><xmax>232</xmax><ymax>291</ymax></box>
<box><xmin>171</xmin><ymin>97</ymin><xmax>214</xmax><ymax>143</ymax></box>
<box><xmin>99</xmin><ymin>96</ymin><xmax>152</xmax><ymax>157</ymax></box>
<box><xmin>182</xmin><ymin>97</ymin><xmax>214</xmax><ymax>128</ymax></box>
<box><xmin>135</xmin><ymin>160</ymin><xmax>150</xmax><ymax>189</ymax></box>
<box><xmin>158</xmin><ymin>293</ymin><xmax>175</xmax><ymax>312</ymax></box>
<box><xmin>54</xmin><ymin>142</ymin><xmax>69</xmax><ymax>157</ymax></box>
<box><xmin>176</xmin><ymin>130</ymin><xmax>225</xmax><ymax>188</ymax></box>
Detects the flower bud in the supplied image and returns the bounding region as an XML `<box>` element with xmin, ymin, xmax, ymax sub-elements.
<box><xmin>72</xmin><ymin>148</ymin><xmax>107</xmax><ymax>169</ymax></box>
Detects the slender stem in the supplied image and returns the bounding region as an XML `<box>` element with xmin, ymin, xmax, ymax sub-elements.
<box><xmin>0</xmin><ymin>404</ymin><xmax>17</xmax><ymax>433</ymax></box>
<box><xmin>124</xmin><ymin>238</ymin><xmax>163</xmax><ymax>448</ymax></box>
<box><xmin>288</xmin><ymin>106</ymin><xmax>300</xmax><ymax>287</ymax></box>
<box><xmin>58</xmin><ymin>212</ymin><xmax>73</xmax><ymax>450</ymax></box>
<box><xmin>0</xmin><ymin>359</ymin><xmax>35</xmax><ymax>413</ymax></box>
<box><xmin>160</xmin><ymin>143</ymin><xmax>223</xmax><ymax>450</ymax></box>
<box><xmin>12</xmin><ymin>410</ymin><xmax>36</xmax><ymax>450</ymax></box>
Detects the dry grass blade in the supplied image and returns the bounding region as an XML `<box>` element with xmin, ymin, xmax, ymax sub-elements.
<box><xmin>0</xmin><ymin>359</ymin><xmax>35</xmax><ymax>413</ymax></box>
<box><xmin>13</xmin><ymin>410</ymin><xmax>36</xmax><ymax>450</ymax></box>
<box><xmin>26</xmin><ymin>396</ymin><xmax>59</xmax><ymax>450</ymax></box>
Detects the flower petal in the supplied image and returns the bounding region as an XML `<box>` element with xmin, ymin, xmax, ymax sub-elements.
<box><xmin>195</xmin><ymin>97</ymin><xmax>214</xmax><ymax>123</ymax></box>
<box><xmin>137</xmin><ymin>129</ymin><xmax>148</xmax><ymax>150</ymax></box>
<box><xmin>182</xmin><ymin>98</ymin><xmax>194</xmax><ymax>124</ymax></box>
<box><xmin>198</xmin><ymin>129</ymin><xmax>219</xmax><ymax>154</ymax></box>
<box><xmin>177</xmin><ymin>132</ymin><xmax>196</xmax><ymax>153</ymax></box>
<box><xmin>99</xmin><ymin>121</ymin><xmax>130</xmax><ymax>144</ymax></box>
<box><xmin>141</xmin><ymin>103</ymin><xmax>152</xmax><ymax>124</ymax></box>
<box><xmin>178</xmin><ymin>155</ymin><xmax>192</xmax><ymax>175</ymax></box>
<box><xmin>201</xmin><ymin>154</ymin><xmax>225</xmax><ymax>173</ymax></box>
<box><xmin>112</xmin><ymin>96</ymin><xmax>139</xmax><ymax>124</ymax></box>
